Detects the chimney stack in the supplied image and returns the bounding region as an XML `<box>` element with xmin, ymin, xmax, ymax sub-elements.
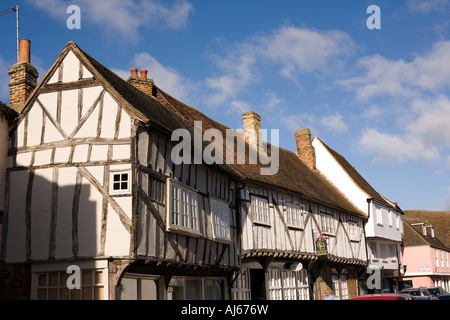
<box><xmin>295</xmin><ymin>128</ymin><xmax>316</xmax><ymax>169</ymax></box>
<box><xmin>127</xmin><ymin>67</ymin><xmax>154</xmax><ymax>97</ymax></box>
<box><xmin>8</xmin><ymin>39</ymin><xmax>39</xmax><ymax>113</ymax></box>
<box><xmin>242</xmin><ymin>111</ymin><xmax>261</xmax><ymax>148</ymax></box>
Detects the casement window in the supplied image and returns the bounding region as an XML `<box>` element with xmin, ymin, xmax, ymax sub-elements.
<box><xmin>167</xmin><ymin>179</ymin><xmax>200</xmax><ymax>235</ymax></box>
<box><xmin>331</xmin><ymin>272</ymin><xmax>348</xmax><ymax>300</ymax></box>
<box><xmin>267</xmin><ymin>269</ymin><xmax>310</xmax><ymax>300</ymax></box>
<box><xmin>210</xmin><ymin>198</ymin><xmax>231</xmax><ymax>242</ymax></box>
<box><xmin>388</xmin><ymin>210</ymin><xmax>392</xmax><ymax>227</ymax></box>
<box><xmin>285</xmin><ymin>203</ymin><xmax>304</xmax><ymax>229</ymax></box>
<box><xmin>348</xmin><ymin>220</ymin><xmax>359</xmax><ymax>241</ymax></box>
<box><xmin>436</xmin><ymin>250</ymin><xmax>440</xmax><ymax>268</ymax></box>
<box><xmin>320</xmin><ymin>212</ymin><xmax>335</xmax><ymax>235</ymax></box>
<box><xmin>231</xmin><ymin>269</ymin><xmax>251</xmax><ymax>300</ymax></box>
<box><xmin>251</xmin><ymin>196</ymin><xmax>269</xmax><ymax>225</ymax></box>
<box><xmin>110</xmin><ymin>170</ymin><xmax>131</xmax><ymax>195</ymax></box>
<box><xmin>376</xmin><ymin>207</ymin><xmax>383</xmax><ymax>226</ymax></box>
<box><xmin>396</xmin><ymin>213</ymin><xmax>400</xmax><ymax>230</ymax></box>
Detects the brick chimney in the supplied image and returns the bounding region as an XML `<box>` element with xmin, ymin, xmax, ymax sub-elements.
<box><xmin>127</xmin><ymin>68</ymin><xmax>154</xmax><ymax>97</ymax></box>
<box><xmin>8</xmin><ymin>39</ymin><xmax>39</xmax><ymax>113</ymax></box>
<box><xmin>295</xmin><ymin>128</ymin><xmax>316</xmax><ymax>169</ymax></box>
<box><xmin>242</xmin><ymin>111</ymin><xmax>261</xmax><ymax>148</ymax></box>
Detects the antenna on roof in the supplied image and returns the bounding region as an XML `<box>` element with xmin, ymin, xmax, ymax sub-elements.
<box><xmin>0</xmin><ymin>5</ymin><xmax>20</xmax><ymax>62</ymax></box>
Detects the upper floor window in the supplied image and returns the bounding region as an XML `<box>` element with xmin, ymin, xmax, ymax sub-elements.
<box><xmin>395</xmin><ymin>213</ymin><xmax>400</xmax><ymax>230</ymax></box>
<box><xmin>285</xmin><ymin>203</ymin><xmax>304</xmax><ymax>229</ymax></box>
<box><xmin>320</xmin><ymin>212</ymin><xmax>335</xmax><ymax>235</ymax></box>
<box><xmin>110</xmin><ymin>170</ymin><xmax>131</xmax><ymax>195</ymax></box>
<box><xmin>210</xmin><ymin>198</ymin><xmax>231</xmax><ymax>242</ymax></box>
<box><xmin>251</xmin><ymin>196</ymin><xmax>269</xmax><ymax>225</ymax></box>
<box><xmin>388</xmin><ymin>210</ymin><xmax>393</xmax><ymax>227</ymax></box>
<box><xmin>376</xmin><ymin>207</ymin><xmax>383</xmax><ymax>226</ymax></box>
<box><xmin>167</xmin><ymin>179</ymin><xmax>200</xmax><ymax>235</ymax></box>
<box><xmin>348</xmin><ymin>220</ymin><xmax>360</xmax><ymax>241</ymax></box>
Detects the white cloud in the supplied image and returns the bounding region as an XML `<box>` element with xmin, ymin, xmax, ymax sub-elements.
<box><xmin>338</xmin><ymin>41</ymin><xmax>450</xmax><ymax>101</ymax></box>
<box><xmin>359</xmin><ymin>96</ymin><xmax>450</xmax><ymax>163</ymax></box>
<box><xmin>258</xmin><ymin>26</ymin><xmax>355</xmax><ymax>78</ymax></box>
<box><xmin>320</xmin><ymin>114</ymin><xmax>348</xmax><ymax>133</ymax></box>
<box><xmin>205</xmin><ymin>25</ymin><xmax>354</xmax><ymax>108</ymax></box>
<box><xmin>408</xmin><ymin>0</ymin><xmax>450</xmax><ymax>13</ymax></box>
<box><xmin>27</xmin><ymin>0</ymin><xmax>194</xmax><ymax>39</ymax></box>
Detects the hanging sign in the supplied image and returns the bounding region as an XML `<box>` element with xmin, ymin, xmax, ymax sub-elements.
<box><xmin>315</xmin><ymin>236</ymin><xmax>328</xmax><ymax>255</ymax></box>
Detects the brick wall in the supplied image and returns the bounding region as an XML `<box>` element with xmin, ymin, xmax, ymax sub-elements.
<box><xmin>0</xmin><ymin>263</ymin><xmax>31</xmax><ymax>300</ymax></box>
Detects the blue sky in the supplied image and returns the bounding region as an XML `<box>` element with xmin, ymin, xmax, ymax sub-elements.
<box><xmin>1</xmin><ymin>0</ymin><xmax>450</xmax><ymax>211</ymax></box>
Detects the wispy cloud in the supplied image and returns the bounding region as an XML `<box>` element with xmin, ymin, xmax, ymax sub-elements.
<box><xmin>359</xmin><ymin>96</ymin><xmax>450</xmax><ymax>164</ymax></box>
<box><xmin>205</xmin><ymin>25</ymin><xmax>355</xmax><ymax>110</ymax></box>
<box><xmin>27</xmin><ymin>0</ymin><xmax>194</xmax><ymax>39</ymax></box>
<box><xmin>112</xmin><ymin>51</ymin><xmax>196</xmax><ymax>103</ymax></box>
<box><xmin>338</xmin><ymin>41</ymin><xmax>450</xmax><ymax>101</ymax></box>
<box><xmin>407</xmin><ymin>0</ymin><xmax>450</xmax><ymax>13</ymax></box>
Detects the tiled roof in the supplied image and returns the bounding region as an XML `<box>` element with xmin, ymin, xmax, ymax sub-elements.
<box><xmin>404</xmin><ymin>210</ymin><xmax>450</xmax><ymax>248</ymax></box>
<box><xmin>315</xmin><ymin>137</ymin><xmax>401</xmax><ymax>211</ymax></box>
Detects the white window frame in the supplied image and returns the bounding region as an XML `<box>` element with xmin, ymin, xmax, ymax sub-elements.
<box><xmin>320</xmin><ymin>212</ymin><xmax>335</xmax><ymax>235</ymax></box>
<box><xmin>251</xmin><ymin>196</ymin><xmax>270</xmax><ymax>226</ymax></box>
<box><xmin>285</xmin><ymin>202</ymin><xmax>304</xmax><ymax>229</ymax></box>
<box><xmin>347</xmin><ymin>220</ymin><xmax>360</xmax><ymax>242</ymax></box>
<box><xmin>110</xmin><ymin>170</ymin><xmax>131</xmax><ymax>195</ymax></box>
<box><xmin>166</xmin><ymin>179</ymin><xmax>201</xmax><ymax>236</ymax></box>
<box><xmin>210</xmin><ymin>198</ymin><xmax>231</xmax><ymax>243</ymax></box>
<box><xmin>376</xmin><ymin>207</ymin><xmax>383</xmax><ymax>226</ymax></box>
<box><xmin>388</xmin><ymin>210</ymin><xmax>392</xmax><ymax>227</ymax></box>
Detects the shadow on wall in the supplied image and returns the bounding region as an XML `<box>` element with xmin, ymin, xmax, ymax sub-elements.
<box><xmin>0</xmin><ymin>168</ymin><xmax>98</xmax><ymax>299</ymax></box>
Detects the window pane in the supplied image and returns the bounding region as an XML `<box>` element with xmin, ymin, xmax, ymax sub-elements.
<box><xmin>38</xmin><ymin>274</ymin><xmax>47</xmax><ymax>287</ymax></box>
<box><xmin>121</xmin><ymin>182</ymin><xmax>128</xmax><ymax>190</ymax></box>
<box><xmin>82</xmin><ymin>271</ymin><xmax>92</xmax><ymax>285</ymax></box>
<box><xmin>121</xmin><ymin>173</ymin><xmax>128</xmax><ymax>181</ymax></box>
<box><xmin>114</xmin><ymin>174</ymin><xmax>120</xmax><ymax>181</ymax></box>
<box><xmin>37</xmin><ymin>289</ymin><xmax>47</xmax><ymax>300</ymax></box>
<box><xmin>49</xmin><ymin>273</ymin><xmax>58</xmax><ymax>287</ymax></box>
<box><xmin>113</xmin><ymin>182</ymin><xmax>120</xmax><ymax>190</ymax></box>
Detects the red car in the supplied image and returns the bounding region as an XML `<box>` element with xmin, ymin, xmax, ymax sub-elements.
<box><xmin>353</xmin><ymin>293</ymin><xmax>412</xmax><ymax>300</ymax></box>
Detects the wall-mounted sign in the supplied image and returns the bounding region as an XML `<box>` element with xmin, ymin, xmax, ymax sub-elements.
<box><xmin>315</xmin><ymin>236</ymin><xmax>328</xmax><ymax>255</ymax></box>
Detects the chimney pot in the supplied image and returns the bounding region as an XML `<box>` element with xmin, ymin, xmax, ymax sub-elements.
<box><xmin>130</xmin><ymin>68</ymin><xmax>138</xmax><ymax>77</ymax></box>
<box><xmin>140</xmin><ymin>69</ymin><xmax>148</xmax><ymax>79</ymax></box>
<box><xmin>18</xmin><ymin>39</ymin><xmax>31</xmax><ymax>63</ymax></box>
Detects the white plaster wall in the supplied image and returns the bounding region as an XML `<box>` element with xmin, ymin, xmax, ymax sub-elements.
<box><xmin>312</xmin><ymin>138</ymin><xmax>368</xmax><ymax>214</ymax></box>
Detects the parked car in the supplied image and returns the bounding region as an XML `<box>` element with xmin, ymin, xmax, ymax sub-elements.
<box><xmin>399</xmin><ymin>288</ymin><xmax>438</xmax><ymax>300</ymax></box>
<box><xmin>437</xmin><ymin>294</ymin><xmax>450</xmax><ymax>300</ymax></box>
<box><xmin>353</xmin><ymin>293</ymin><xmax>413</xmax><ymax>300</ymax></box>
<box><xmin>426</xmin><ymin>287</ymin><xmax>447</xmax><ymax>298</ymax></box>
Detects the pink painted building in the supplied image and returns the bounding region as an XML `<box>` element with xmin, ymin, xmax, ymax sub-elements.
<box><xmin>400</xmin><ymin>211</ymin><xmax>450</xmax><ymax>292</ymax></box>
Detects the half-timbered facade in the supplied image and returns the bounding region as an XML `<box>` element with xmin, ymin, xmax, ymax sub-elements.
<box><xmin>144</xmin><ymin>85</ymin><xmax>369</xmax><ymax>300</ymax></box>
<box><xmin>0</xmin><ymin>41</ymin><xmax>240</xmax><ymax>300</ymax></box>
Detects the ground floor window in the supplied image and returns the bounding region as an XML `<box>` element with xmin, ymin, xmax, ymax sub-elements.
<box><xmin>331</xmin><ymin>270</ymin><xmax>348</xmax><ymax>300</ymax></box>
<box><xmin>231</xmin><ymin>269</ymin><xmax>251</xmax><ymax>300</ymax></box>
<box><xmin>34</xmin><ymin>268</ymin><xmax>105</xmax><ymax>300</ymax></box>
<box><xmin>168</xmin><ymin>277</ymin><xmax>225</xmax><ymax>300</ymax></box>
<box><xmin>118</xmin><ymin>274</ymin><xmax>159</xmax><ymax>300</ymax></box>
<box><xmin>267</xmin><ymin>268</ymin><xmax>310</xmax><ymax>300</ymax></box>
